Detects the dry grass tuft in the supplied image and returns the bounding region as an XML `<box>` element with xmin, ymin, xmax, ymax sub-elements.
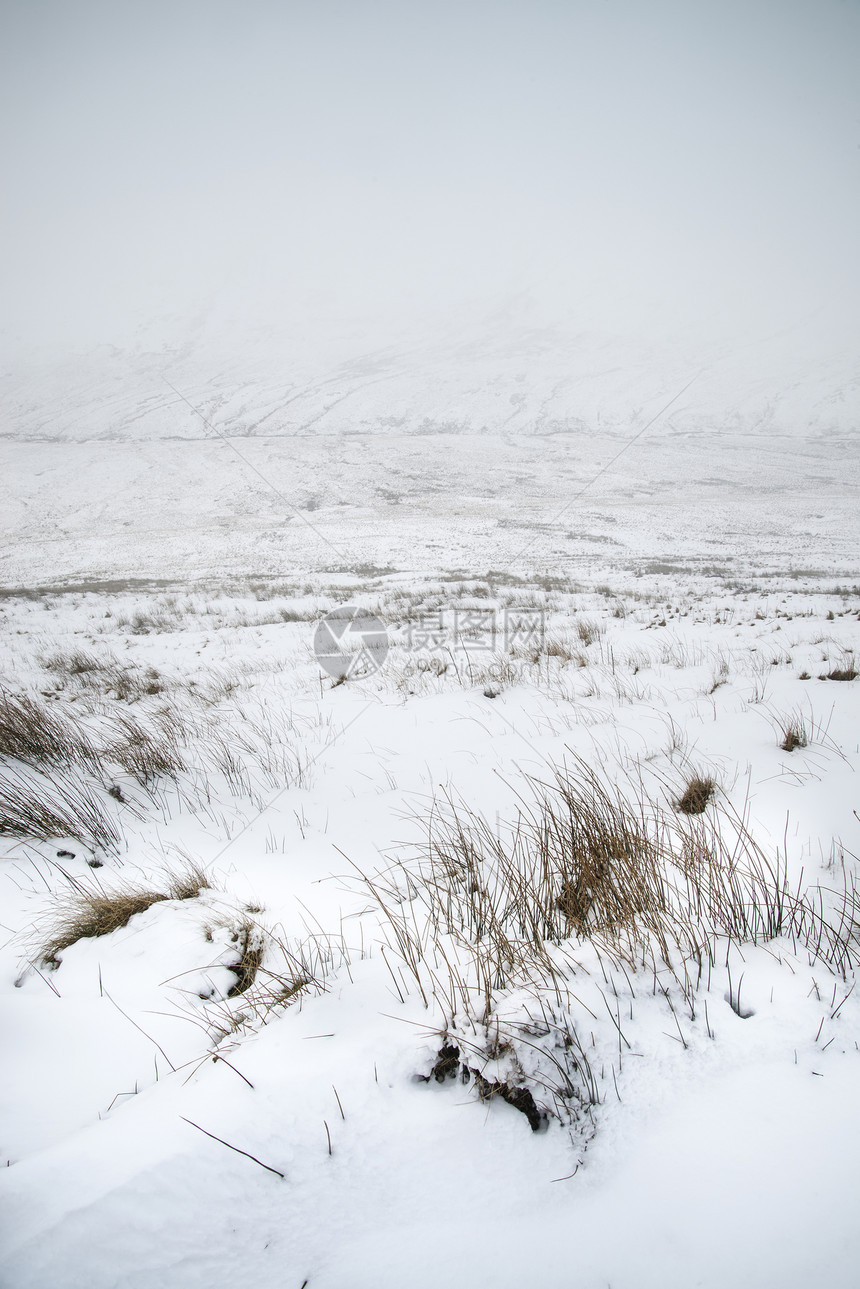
<box><xmin>353</xmin><ymin>757</ymin><xmax>860</xmax><ymax>1134</ymax></box>
<box><xmin>0</xmin><ymin>690</ymin><xmax>98</xmax><ymax>771</ymax></box>
<box><xmin>362</xmin><ymin>757</ymin><xmax>860</xmax><ymax>1020</ymax></box>
<box><xmin>42</xmin><ymin>884</ymin><xmax>169</xmax><ymax>964</ymax></box>
<box><xmin>41</xmin><ymin>650</ymin><xmax>168</xmax><ymax>701</ymax></box>
<box><xmin>226</xmin><ymin>922</ymin><xmax>265</xmax><ymax>997</ymax></box>
<box><xmin>575</xmin><ymin>618</ymin><xmax>603</xmax><ymax>647</ymax></box>
<box><xmin>203</xmin><ymin>929</ymin><xmax>341</xmax><ymax>1047</ymax></box>
<box><xmin>514</xmin><ymin>636</ymin><xmax>588</xmax><ymax>668</ymax></box>
<box><xmin>165</xmin><ymin>861</ymin><xmax>212</xmax><ymax>901</ymax></box>
<box><xmin>0</xmin><ymin>765</ymin><xmax>123</xmax><ymax>853</ymax></box>
<box><xmin>676</xmin><ymin>776</ymin><xmax>716</xmax><ymax>815</ymax></box>
<box><xmin>780</xmin><ymin>722</ymin><xmax>808</xmax><ymax>752</ymax></box>
<box><xmin>38</xmin><ymin>862</ymin><xmax>212</xmax><ymax>964</ymax></box>
<box><xmin>770</xmin><ymin>707</ymin><xmax>811</xmax><ymax>753</ymax></box>
<box><xmin>107</xmin><ymin>712</ymin><xmax>188</xmax><ymax>784</ymax></box>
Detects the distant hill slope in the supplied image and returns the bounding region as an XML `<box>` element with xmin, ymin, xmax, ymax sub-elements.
<box><xmin>2</xmin><ymin>312</ymin><xmax>857</xmax><ymax>444</ymax></box>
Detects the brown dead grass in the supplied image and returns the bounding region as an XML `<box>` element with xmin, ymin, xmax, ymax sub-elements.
<box><xmin>780</xmin><ymin>723</ymin><xmax>808</xmax><ymax>752</ymax></box>
<box><xmin>226</xmin><ymin>922</ymin><xmax>265</xmax><ymax>997</ymax></box>
<box><xmin>42</xmin><ymin>886</ymin><xmax>169</xmax><ymax>963</ymax></box>
<box><xmin>40</xmin><ymin>863</ymin><xmax>211</xmax><ymax>964</ymax></box>
<box><xmin>676</xmin><ymin>776</ymin><xmax>716</xmax><ymax>815</ymax></box>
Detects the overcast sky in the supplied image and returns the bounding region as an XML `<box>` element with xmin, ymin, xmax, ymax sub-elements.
<box><xmin>2</xmin><ymin>0</ymin><xmax>858</xmax><ymax>352</ymax></box>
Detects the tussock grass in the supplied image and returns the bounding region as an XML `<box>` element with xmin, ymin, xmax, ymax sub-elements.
<box><xmin>773</xmin><ymin>711</ymin><xmax>809</xmax><ymax>752</ymax></box>
<box><xmin>0</xmin><ymin>672</ymin><xmax>311</xmax><ymax>852</ymax></box>
<box><xmin>396</xmin><ymin>762</ymin><xmax>814</xmax><ymax>964</ymax></box>
<box><xmin>40</xmin><ymin>648</ymin><xmax>103</xmax><ymax>678</ymax></box>
<box><xmin>0</xmin><ymin>688</ymin><xmax>187</xmax><ymax>790</ymax></box>
<box><xmin>575</xmin><ymin>617</ymin><xmax>604</xmax><ymax>647</ymax></box>
<box><xmin>41</xmin><ymin>884</ymin><xmax>169</xmax><ymax>964</ymax></box>
<box><xmin>676</xmin><ymin>775</ymin><xmax>716</xmax><ymax>815</ymax></box>
<box><xmin>165</xmin><ymin>861</ymin><xmax>212</xmax><ymax>901</ymax></box>
<box><xmin>0</xmin><ymin>765</ymin><xmax>123</xmax><ymax>853</ymax></box>
<box><xmin>0</xmin><ymin>690</ymin><xmax>99</xmax><ymax>771</ymax></box>
<box><xmin>117</xmin><ymin>606</ymin><xmax>186</xmax><ymax>635</ymax></box>
<box><xmin>204</xmin><ymin>929</ymin><xmax>341</xmax><ymax>1046</ymax></box>
<box><xmin>357</xmin><ymin>759</ymin><xmax>860</xmax><ymax>1131</ymax></box>
<box><xmin>543</xmin><ymin>637</ymin><xmax>580</xmax><ymax>661</ymax></box>
<box><xmin>41</xmin><ymin>650</ymin><xmax>167</xmax><ymax>701</ymax></box>
<box><xmin>41</xmin><ymin>650</ymin><xmax>255</xmax><ymax>708</ymax></box>
<box><xmin>38</xmin><ymin>862</ymin><xmax>213</xmax><ymax>964</ymax></box>
<box><xmin>769</xmin><ymin>696</ymin><xmax>850</xmax><ymax>764</ymax></box>
<box><xmin>470</xmin><ymin>653</ymin><xmax>520</xmax><ymax>693</ymax></box>
<box><xmin>107</xmin><ymin>712</ymin><xmax>188</xmax><ymax>784</ymax></box>
<box><xmin>780</xmin><ymin>724</ymin><xmax>807</xmax><ymax>752</ymax></box>
<box><xmin>226</xmin><ymin>921</ymin><xmax>265</xmax><ymax>997</ymax></box>
<box><xmin>513</xmin><ymin>636</ymin><xmax>587</xmax><ymax>667</ymax></box>
<box><xmin>0</xmin><ymin>686</ymin><xmax>199</xmax><ymax>846</ymax></box>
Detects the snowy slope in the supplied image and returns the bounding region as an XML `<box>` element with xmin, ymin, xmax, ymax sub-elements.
<box><xmin>3</xmin><ymin>0</ymin><xmax>860</xmax><ymax>1279</ymax></box>
<box><xmin>2</xmin><ymin>306</ymin><xmax>859</xmax><ymax>591</ymax></box>
<box><xmin>3</xmin><ymin>310</ymin><xmax>857</xmax><ymax>444</ymax></box>
<box><xmin>1</xmin><ymin>580</ymin><xmax>859</xmax><ymax>1287</ymax></box>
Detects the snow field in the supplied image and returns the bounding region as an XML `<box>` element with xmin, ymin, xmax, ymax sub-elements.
<box><xmin>1</xmin><ymin>573</ymin><xmax>859</xmax><ymax>1287</ymax></box>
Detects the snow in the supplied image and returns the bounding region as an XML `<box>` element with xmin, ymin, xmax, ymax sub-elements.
<box><xmin>1</xmin><ymin>572</ymin><xmax>859</xmax><ymax>1287</ymax></box>
<box><xmin>3</xmin><ymin>0</ymin><xmax>860</xmax><ymax>1277</ymax></box>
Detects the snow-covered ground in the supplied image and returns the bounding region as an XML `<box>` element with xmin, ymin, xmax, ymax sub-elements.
<box><xmin>4</xmin><ymin>0</ymin><xmax>859</xmax><ymax>1279</ymax></box>
<box><xmin>3</xmin><ymin>308</ymin><xmax>857</xmax><ymax>591</ymax></box>
<box><xmin>2</xmin><ymin>308</ymin><xmax>858</xmax><ymax>1289</ymax></box>
<box><xmin>1</xmin><ymin>567</ymin><xmax>859</xmax><ymax>1288</ymax></box>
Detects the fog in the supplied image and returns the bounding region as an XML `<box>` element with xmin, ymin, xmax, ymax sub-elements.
<box><xmin>2</xmin><ymin>0</ymin><xmax>858</xmax><ymax>355</ymax></box>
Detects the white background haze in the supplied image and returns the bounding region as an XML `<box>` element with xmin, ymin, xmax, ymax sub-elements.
<box><xmin>2</xmin><ymin>0</ymin><xmax>859</xmax><ymax>355</ymax></box>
